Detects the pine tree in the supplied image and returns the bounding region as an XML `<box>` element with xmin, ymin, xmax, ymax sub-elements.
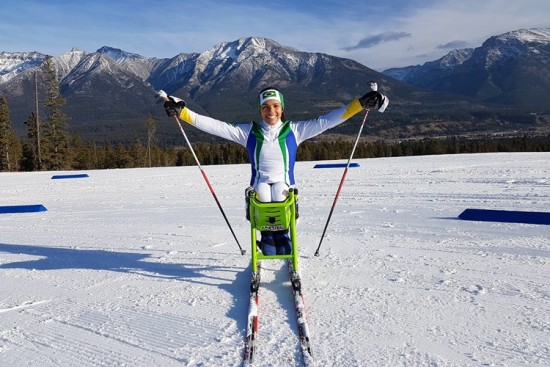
<box><xmin>0</xmin><ymin>96</ymin><xmax>18</xmax><ymax>171</ymax></box>
<box><xmin>72</xmin><ymin>135</ymin><xmax>96</xmax><ymax>170</ymax></box>
<box><xmin>22</xmin><ymin>113</ymin><xmax>41</xmax><ymax>170</ymax></box>
<box><xmin>130</xmin><ymin>137</ymin><xmax>146</xmax><ymax>168</ymax></box>
<box><xmin>41</xmin><ymin>56</ymin><xmax>73</xmax><ymax>171</ymax></box>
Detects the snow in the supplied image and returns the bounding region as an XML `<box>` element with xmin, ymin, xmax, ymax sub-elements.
<box><xmin>0</xmin><ymin>152</ymin><xmax>549</xmax><ymax>367</ymax></box>
<box><xmin>0</xmin><ymin>51</ymin><xmax>45</xmax><ymax>82</ymax></box>
<box><xmin>498</xmin><ymin>28</ymin><xmax>550</xmax><ymax>45</ymax></box>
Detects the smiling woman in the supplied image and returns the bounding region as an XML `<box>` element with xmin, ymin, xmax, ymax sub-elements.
<box><xmin>161</xmin><ymin>84</ymin><xmax>388</xmax><ymax>254</ymax></box>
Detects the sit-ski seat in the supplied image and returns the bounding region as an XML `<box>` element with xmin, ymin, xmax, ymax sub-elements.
<box><xmin>246</xmin><ymin>187</ymin><xmax>299</xmax><ymax>273</ymax></box>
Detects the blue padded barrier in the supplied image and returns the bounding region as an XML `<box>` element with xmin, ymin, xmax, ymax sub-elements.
<box><xmin>0</xmin><ymin>205</ymin><xmax>48</xmax><ymax>214</ymax></box>
<box><xmin>459</xmin><ymin>208</ymin><xmax>549</xmax><ymax>225</ymax></box>
<box><xmin>51</xmin><ymin>173</ymin><xmax>89</xmax><ymax>179</ymax></box>
<box><xmin>314</xmin><ymin>163</ymin><xmax>360</xmax><ymax>168</ymax></box>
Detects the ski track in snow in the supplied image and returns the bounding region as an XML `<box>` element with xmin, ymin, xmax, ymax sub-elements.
<box><xmin>0</xmin><ymin>152</ymin><xmax>549</xmax><ymax>366</ymax></box>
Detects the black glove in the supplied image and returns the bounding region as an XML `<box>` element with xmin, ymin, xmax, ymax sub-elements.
<box><xmin>359</xmin><ymin>91</ymin><xmax>384</xmax><ymax>110</ymax></box>
<box><xmin>163</xmin><ymin>97</ymin><xmax>186</xmax><ymax>117</ymax></box>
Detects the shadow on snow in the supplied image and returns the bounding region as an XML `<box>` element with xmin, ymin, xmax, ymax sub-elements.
<box><xmin>0</xmin><ymin>242</ymin><xmax>251</xmax><ymax>332</ymax></box>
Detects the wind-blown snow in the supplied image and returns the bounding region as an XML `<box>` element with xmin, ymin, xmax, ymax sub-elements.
<box><xmin>0</xmin><ymin>152</ymin><xmax>548</xmax><ymax>367</ymax></box>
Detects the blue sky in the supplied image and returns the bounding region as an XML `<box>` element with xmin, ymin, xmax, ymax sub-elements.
<box><xmin>1</xmin><ymin>0</ymin><xmax>548</xmax><ymax>70</ymax></box>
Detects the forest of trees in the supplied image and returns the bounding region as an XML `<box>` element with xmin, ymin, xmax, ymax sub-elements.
<box><xmin>1</xmin><ymin>60</ymin><xmax>549</xmax><ymax>173</ymax></box>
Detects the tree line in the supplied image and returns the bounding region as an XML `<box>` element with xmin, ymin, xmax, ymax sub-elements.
<box><xmin>1</xmin><ymin>59</ymin><xmax>548</xmax><ymax>172</ymax></box>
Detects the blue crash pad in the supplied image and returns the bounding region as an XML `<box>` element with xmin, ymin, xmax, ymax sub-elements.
<box><xmin>0</xmin><ymin>205</ymin><xmax>48</xmax><ymax>214</ymax></box>
<box><xmin>51</xmin><ymin>173</ymin><xmax>89</xmax><ymax>179</ymax></box>
<box><xmin>459</xmin><ymin>208</ymin><xmax>549</xmax><ymax>225</ymax></box>
<box><xmin>314</xmin><ymin>163</ymin><xmax>360</xmax><ymax>168</ymax></box>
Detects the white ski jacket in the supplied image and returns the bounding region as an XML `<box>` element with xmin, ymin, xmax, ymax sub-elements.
<box><xmin>178</xmin><ymin>99</ymin><xmax>365</xmax><ymax>186</ymax></box>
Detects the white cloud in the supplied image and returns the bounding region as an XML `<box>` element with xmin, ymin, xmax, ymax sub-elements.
<box><xmin>359</xmin><ymin>0</ymin><xmax>550</xmax><ymax>69</ymax></box>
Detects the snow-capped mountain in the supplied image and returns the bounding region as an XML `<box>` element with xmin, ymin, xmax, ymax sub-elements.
<box><xmin>383</xmin><ymin>49</ymin><xmax>474</xmax><ymax>83</ymax></box>
<box><xmin>0</xmin><ymin>30</ymin><xmax>548</xmax><ymax>145</ymax></box>
<box><xmin>480</xmin><ymin>28</ymin><xmax>550</xmax><ymax>67</ymax></box>
<box><xmin>146</xmin><ymin>37</ymin><xmax>388</xmax><ymax>116</ymax></box>
<box><xmin>383</xmin><ymin>28</ymin><xmax>550</xmax><ymax>107</ymax></box>
<box><xmin>0</xmin><ymin>51</ymin><xmax>46</xmax><ymax>82</ymax></box>
<box><xmin>0</xmin><ymin>36</ymin><xmax>396</xmax><ymax>142</ymax></box>
<box><xmin>96</xmin><ymin>46</ymin><xmax>161</xmax><ymax>81</ymax></box>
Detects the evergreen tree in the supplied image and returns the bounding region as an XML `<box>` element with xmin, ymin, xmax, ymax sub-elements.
<box><xmin>41</xmin><ymin>56</ymin><xmax>73</xmax><ymax>171</ymax></box>
<box><xmin>130</xmin><ymin>137</ymin><xmax>146</xmax><ymax>168</ymax></box>
<box><xmin>0</xmin><ymin>96</ymin><xmax>19</xmax><ymax>171</ymax></box>
<box><xmin>72</xmin><ymin>135</ymin><xmax>96</xmax><ymax>170</ymax></box>
<box><xmin>22</xmin><ymin>113</ymin><xmax>42</xmax><ymax>170</ymax></box>
<box><xmin>8</xmin><ymin>130</ymin><xmax>22</xmax><ymax>171</ymax></box>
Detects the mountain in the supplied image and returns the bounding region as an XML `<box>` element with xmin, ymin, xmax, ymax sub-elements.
<box><xmin>383</xmin><ymin>28</ymin><xmax>550</xmax><ymax>109</ymax></box>
<box><xmin>0</xmin><ymin>38</ymin><xmax>423</xmax><ymax>144</ymax></box>
<box><xmin>383</xmin><ymin>49</ymin><xmax>474</xmax><ymax>86</ymax></box>
<box><xmin>0</xmin><ymin>51</ymin><xmax>46</xmax><ymax>82</ymax></box>
<box><xmin>147</xmin><ymin>37</ymin><xmax>410</xmax><ymax>122</ymax></box>
<box><xmin>0</xmin><ymin>33</ymin><xmax>547</xmax><ymax>145</ymax></box>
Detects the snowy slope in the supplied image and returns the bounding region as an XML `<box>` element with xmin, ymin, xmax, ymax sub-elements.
<box><xmin>0</xmin><ymin>153</ymin><xmax>549</xmax><ymax>367</ymax></box>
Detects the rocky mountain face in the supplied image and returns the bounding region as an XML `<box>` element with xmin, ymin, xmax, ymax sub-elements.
<box><xmin>383</xmin><ymin>49</ymin><xmax>474</xmax><ymax>86</ymax></box>
<box><xmin>383</xmin><ymin>28</ymin><xmax>550</xmax><ymax>109</ymax></box>
<box><xmin>1</xmin><ymin>38</ymin><xmax>402</xmax><ymax>143</ymax></box>
<box><xmin>146</xmin><ymin>37</ymin><xmax>406</xmax><ymax>122</ymax></box>
<box><xmin>0</xmin><ymin>30</ymin><xmax>548</xmax><ymax>144</ymax></box>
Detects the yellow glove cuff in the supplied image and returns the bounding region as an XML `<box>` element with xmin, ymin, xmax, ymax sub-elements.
<box><xmin>341</xmin><ymin>99</ymin><xmax>364</xmax><ymax>121</ymax></box>
<box><xmin>179</xmin><ymin>107</ymin><xmax>194</xmax><ymax>125</ymax></box>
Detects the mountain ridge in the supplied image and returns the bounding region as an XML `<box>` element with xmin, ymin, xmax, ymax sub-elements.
<box><xmin>0</xmin><ymin>31</ymin><xmax>548</xmax><ymax>145</ymax></box>
<box><xmin>383</xmin><ymin>28</ymin><xmax>550</xmax><ymax>108</ymax></box>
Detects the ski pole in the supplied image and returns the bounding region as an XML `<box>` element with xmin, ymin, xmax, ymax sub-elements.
<box><xmin>314</xmin><ymin>109</ymin><xmax>370</xmax><ymax>257</ymax></box>
<box><xmin>156</xmin><ymin>91</ymin><xmax>246</xmax><ymax>255</ymax></box>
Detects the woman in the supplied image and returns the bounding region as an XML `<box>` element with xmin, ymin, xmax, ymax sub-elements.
<box><xmin>163</xmin><ymin>84</ymin><xmax>388</xmax><ymax>255</ymax></box>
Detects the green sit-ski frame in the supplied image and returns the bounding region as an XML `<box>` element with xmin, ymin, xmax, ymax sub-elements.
<box><xmin>247</xmin><ymin>188</ymin><xmax>299</xmax><ymax>273</ymax></box>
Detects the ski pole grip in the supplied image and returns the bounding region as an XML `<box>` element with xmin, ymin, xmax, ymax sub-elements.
<box><xmin>155</xmin><ymin>90</ymin><xmax>169</xmax><ymax>101</ymax></box>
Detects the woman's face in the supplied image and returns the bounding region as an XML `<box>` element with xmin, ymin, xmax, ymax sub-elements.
<box><xmin>260</xmin><ymin>99</ymin><xmax>283</xmax><ymax>125</ymax></box>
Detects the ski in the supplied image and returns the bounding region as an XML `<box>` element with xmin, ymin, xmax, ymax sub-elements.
<box><xmin>242</xmin><ymin>262</ymin><xmax>261</xmax><ymax>366</ymax></box>
<box><xmin>242</xmin><ymin>261</ymin><xmax>314</xmax><ymax>366</ymax></box>
<box><xmin>288</xmin><ymin>261</ymin><xmax>314</xmax><ymax>366</ymax></box>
